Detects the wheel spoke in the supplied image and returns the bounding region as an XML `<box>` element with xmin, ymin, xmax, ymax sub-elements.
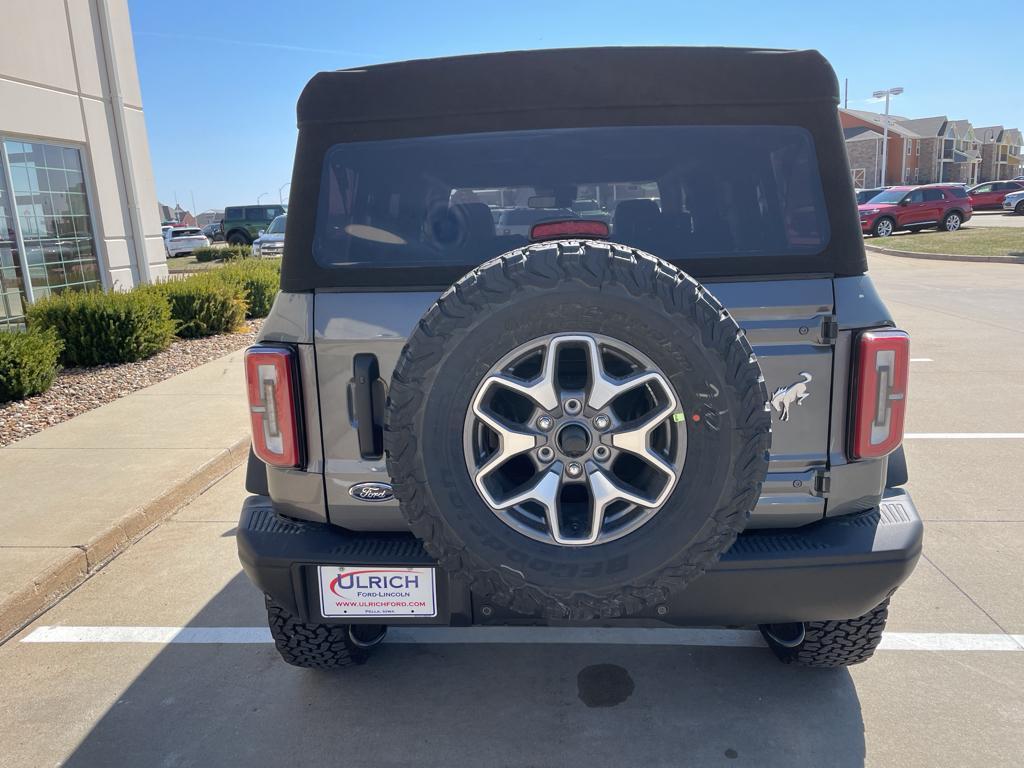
<box><xmin>500</xmin><ymin>467</ymin><xmax>565</xmax><ymax>542</ymax></box>
<box><xmin>610</xmin><ymin>399</ymin><xmax>678</xmax><ymax>505</ymax></box>
<box><xmin>576</xmin><ymin>467</ymin><xmax>655</xmax><ymax>545</ymax></box>
<box><xmin>471</xmin><ymin>401</ymin><xmax>538</xmax><ymax>487</ymax></box>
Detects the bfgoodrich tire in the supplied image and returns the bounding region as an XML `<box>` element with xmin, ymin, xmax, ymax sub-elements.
<box><xmin>759</xmin><ymin>599</ymin><xmax>890</xmax><ymax>667</ymax></box>
<box><xmin>385</xmin><ymin>240</ymin><xmax>772</xmax><ymax>620</ymax></box>
<box><xmin>265</xmin><ymin>595</ymin><xmax>386</xmax><ymax>669</ymax></box>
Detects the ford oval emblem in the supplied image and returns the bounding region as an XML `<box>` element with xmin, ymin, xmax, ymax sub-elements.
<box><xmin>348</xmin><ymin>482</ymin><xmax>395</xmax><ymax>502</ymax></box>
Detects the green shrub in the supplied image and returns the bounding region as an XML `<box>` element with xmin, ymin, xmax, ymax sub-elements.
<box><xmin>212</xmin><ymin>259</ymin><xmax>281</xmax><ymax>318</ymax></box>
<box><xmin>193</xmin><ymin>246</ymin><xmax>221</xmax><ymax>263</ymax></box>
<box><xmin>27</xmin><ymin>290</ymin><xmax>175</xmax><ymax>366</ymax></box>
<box><xmin>158</xmin><ymin>275</ymin><xmax>247</xmax><ymax>338</ymax></box>
<box><xmin>0</xmin><ymin>327</ymin><xmax>64</xmax><ymax>402</ymax></box>
<box><xmin>220</xmin><ymin>244</ymin><xmax>251</xmax><ymax>261</ymax></box>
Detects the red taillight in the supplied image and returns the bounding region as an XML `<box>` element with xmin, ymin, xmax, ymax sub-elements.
<box><xmin>851</xmin><ymin>330</ymin><xmax>909</xmax><ymax>460</ymax></box>
<box><xmin>245</xmin><ymin>346</ymin><xmax>301</xmax><ymax>468</ymax></box>
<box><xmin>530</xmin><ymin>219</ymin><xmax>610</xmax><ymax>241</ymax></box>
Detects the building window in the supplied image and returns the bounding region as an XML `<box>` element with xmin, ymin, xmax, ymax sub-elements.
<box><xmin>906</xmin><ymin>141</ymin><xmax>912</xmax><ymax>156</ymax></box>
<box><xmin>2</xmin><ymin>140</ymin><xmax>101</xmax><ymax>309</ymax></box>
<box><xmin>916</xmin><ymin>142</ymin><xmax>920</xmax><ymax>156</ymax></box>
<box><xmin>0</xmin><ymin>163</ymin><xmax>26</xmax><ymax>328</ymax></box>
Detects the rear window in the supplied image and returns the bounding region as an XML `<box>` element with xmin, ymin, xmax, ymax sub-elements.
<box><xmin>313</xmin><ymin>126</ymin><xmax>830</xmax><ymax>270</ymax></box>
<box><xmin>171</xmin><ymin>228</ymin><xmax>202</xmax><ymax>237</ymax></box>
<box><xmin>247</xmin><ymin>206</ymin><xmax>282</xmax><ymax>221</ymax></box>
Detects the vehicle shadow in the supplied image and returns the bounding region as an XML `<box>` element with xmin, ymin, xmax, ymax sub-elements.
<box><xmin>63</xmin><ymin>573</ymin><xmax>866</xmax><ymax>768</ymax></box>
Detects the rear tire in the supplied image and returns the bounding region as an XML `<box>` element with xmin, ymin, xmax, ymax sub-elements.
<box><xmin>760</xmin><ymin>598</ymin><xmax>889</xmax><ymax>668</ymax></box>
<box><xmin>1015</xmin><ymin>201</ymin><xmax>1024</xmax><ymax>215</ymax></box>
<box><xmin>940</xmin><ymin>211</ymin><xmax>962</xmax><ymax>232</ymax></box>
<box><xmin>265</xmin><ymin>595</ymin><xmax>386</xmax><ymax>669</ymax></box>
<box><xmin>227</xmin><ymin>231</ymin><xmax>250</xmax><ymax>246</ymax></box>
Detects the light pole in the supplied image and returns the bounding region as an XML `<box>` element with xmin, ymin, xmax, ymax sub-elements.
<box><xmin>279</xmin><ymin>182</ymin><xmax>291</xmax><ymax>205</ymax></box>
<box><xmin>257</xmin><ymin>192</ymin><xmax>269</xmax><ymax>205</ymax></box>
<box><xmin>872</xmin><ymin>87</ymin><xmax>904</xmax><ymax>186</ymax></box>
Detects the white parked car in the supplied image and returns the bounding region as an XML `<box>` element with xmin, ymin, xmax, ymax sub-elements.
<box><xmin>1003</xmin><ymin>188</ymin><xmax>1024</xmax><ymax>215</ymax></box>
<box><xmin>252</xmin><ymin>214</ymin><xmax>286</xmax><ymax>258</ymax></box>
<box><xmin>164</xmin><ymin>227</ymin><xmax>209</xmax><ymax>257</ymax></box>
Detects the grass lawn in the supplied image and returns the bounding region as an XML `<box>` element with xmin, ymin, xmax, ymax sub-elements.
<box><xmin>866</xmin><ymin>227</ymin><xmax>1024</xmax><ymax>257</ymax></box>
<box><xmin>165</xmin><ymin>255</ymin><xmax>282</xmax><ymax>273</ymax></box>
<box><xmin>164</xmin><ymin>253</ymin><xmax>224</xmax><ymax>272</ymax></box>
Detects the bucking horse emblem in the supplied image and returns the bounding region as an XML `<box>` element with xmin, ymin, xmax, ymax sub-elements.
<box><xmin>770</xmin><ymin>372</ymin><xmax>812</xmax><ymax>422</ymax></box>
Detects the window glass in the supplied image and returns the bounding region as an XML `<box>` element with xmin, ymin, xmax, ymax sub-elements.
<box><xmin>224</xmin><ymin>207</ymin><xmax>241</xmax><ymax>220</ymax></box>
<box><xmin>266</xmin><ymin>215</ymin><xmax>287</xmax><ymax>234</ymax></box>
<box><xmin>907</xmin><ymin>190</ymin><xmax>925</xmax><ymax>203</ymax></box>
<box><xmin>246</xmin><ymin>207</ymin><xmax>277</xmax><ymax>221</ymax></box>
<box><xmin>2</xmin><ymin>140</ymin><xmax>101</xmax><ymax>311</ymax></box>
<box><xmin>972</xmin><ymin>184</ymin><xmax>993</xmax><ymax>194</ymax></box>
<box><xmin>171</xmin><ymin>228</ymin><xmax>203</xmax><ymax>237</ymax></box>
<box><xmin>314</xmin><ymin>126</ymin><xmax>831</xmax><ymax>270</ymax></box>
<box><xmin>0</xmin><ymin>152</ymin><xmax>27</xmax><ymax>328</ymax></box>
<box><xmin>923</xmin><ymin>189</ymin><xmax>944</xmax><ymax>201</ymax></box>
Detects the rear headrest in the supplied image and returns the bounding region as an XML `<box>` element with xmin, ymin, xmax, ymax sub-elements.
<box><xmin>613</xmin><ymin>199</ymin><xmax>661</xmax><ymax>239</ymax></box>
<box><xmin>453</xmin><ymin>203</ymin><xmax>496</xmax><ymax>239</ymax></box>
<box><xmin>428</xmin><ymin>202</ymin><xmax>496</xmax><ymax>247</ymax></box>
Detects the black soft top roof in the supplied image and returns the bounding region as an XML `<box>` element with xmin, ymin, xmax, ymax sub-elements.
<box><xmin>297</xmin><ymin>47</ymin><xmax>839</xmax><ymax>126</ymax></box>
<box><xmin>282</xmin><ymin>47</ymin><xmax>867</xmax><ymax>290</ymax></box>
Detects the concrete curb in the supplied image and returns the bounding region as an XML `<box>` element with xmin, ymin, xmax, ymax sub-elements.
<box><xmin>0</xmin><ymin>437</ymin><xmax>249</xmax><ymax>644</ymax></box>
<box><xmin>865</xmin><ymin>244</ymin><xmax>1024</xmax><ymax>264</ymax></box>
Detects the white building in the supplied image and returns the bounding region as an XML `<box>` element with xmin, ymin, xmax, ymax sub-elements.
<box><xmin>0</xmin><ymin>0</ymin><xmax>166</xmax><ymax>328</ymax></box>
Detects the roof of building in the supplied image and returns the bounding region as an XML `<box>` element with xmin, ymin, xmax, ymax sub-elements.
<box><xmin>843</xmin><ymin>126</ymin><xmax>882</xmax><ymax>142</ymax></box>
<box><xmin>949</xmin><ymin>120</ymin><xmax>973</xmax><ymax>138</ymax></box>
<box><xmin>896</xmin><ymin>115</ymin><xmax>947</xmax><ymax>137</ymax></box>
<box><xmin>976</xmin><ymin>125</ymin><xmax>1004</xmax><ymax>142</ymax></box>
<box><xmin>841</xmin><ymin>108</ymin><xmax>921</xmax><ymax>138</ymax></box>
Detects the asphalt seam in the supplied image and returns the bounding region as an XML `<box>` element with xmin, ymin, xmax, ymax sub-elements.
<box><xmin>920</xmin><ymin>552</ymin><xmax>1015</xmax><ymax>641</ymax></box>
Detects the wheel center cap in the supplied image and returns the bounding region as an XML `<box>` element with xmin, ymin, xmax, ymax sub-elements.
<box><xmin>557</xmin><ymin>423</ymin><xmax>591</xmax><ymax>457</ymax></box>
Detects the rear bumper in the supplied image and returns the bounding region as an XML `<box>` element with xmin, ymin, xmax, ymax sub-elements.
<box><xmin>237</xmin><ymin>489</ymin><xmax>922</xmax><ymax>627</ymax></box>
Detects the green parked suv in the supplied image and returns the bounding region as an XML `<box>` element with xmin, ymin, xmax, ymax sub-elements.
<box><xmin>221</xmin><ymin>204</ymin><xmax>286</xmax><ymax>245</ymax></box>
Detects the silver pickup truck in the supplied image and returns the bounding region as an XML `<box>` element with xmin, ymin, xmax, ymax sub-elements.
<box><xmin>237</xmin><ymin>47</ymin><xmax>921</xmax><ymax>671</ymax></box>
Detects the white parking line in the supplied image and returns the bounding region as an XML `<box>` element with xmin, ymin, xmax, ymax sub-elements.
<box><xmin>20</xmin><ymin>625</ymin><xmax>1024</xmax><ymax>652</ymax></box>
<box><xmin>910</xmin><ymin>358</ymin><xmax>933</xmax><ymax>362</ymax></box>
<box><xmin>904</xmin><ymin>433</ymin><xmax>1024</xmax><ymax>439</ymax></box>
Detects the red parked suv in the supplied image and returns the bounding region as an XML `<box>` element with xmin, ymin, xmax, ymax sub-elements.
<box><xmin>968</xmin><ymin>180</ymin><xmax>1024</xmax><ymax>210</ymax></box>
<box><xmin>859</xmin><ymin>184</ymin><xmax>972</xmax><ymax>237</ymax></box>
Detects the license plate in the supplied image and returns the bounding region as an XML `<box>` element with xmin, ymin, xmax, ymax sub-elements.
<box><xmin>317</xmin><ymin>565</ymin><xmax>437</xmax><ymax>618</ymax></box>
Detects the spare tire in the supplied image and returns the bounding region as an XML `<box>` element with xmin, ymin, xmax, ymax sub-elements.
<box><xmin>385</xmin><ymin>241</ymin><xmax>771</xmax><ymax>620</ymax></box>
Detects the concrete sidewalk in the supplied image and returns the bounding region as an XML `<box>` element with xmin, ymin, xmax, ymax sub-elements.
<box><xmin>0</xmin><ymin>350</ymin><xmax>250</xmax><ymax>641</ymax></box>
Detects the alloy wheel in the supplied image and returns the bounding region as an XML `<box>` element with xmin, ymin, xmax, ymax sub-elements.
<box><xmin>463</xmin><ymin>333</ymin><xmax>685</xmax><ymax>546</ymax></box>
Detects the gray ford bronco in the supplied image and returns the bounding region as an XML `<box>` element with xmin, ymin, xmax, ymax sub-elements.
<box><xmin>237</xmin><ymin>47</ymin><xmax>922</xmax><ymax>670</ymax></box>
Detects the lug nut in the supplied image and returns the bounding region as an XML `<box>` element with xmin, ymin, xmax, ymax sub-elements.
<box><xmin>594</xmin><ymin>445</ymin><xmax>610</xmax><ymax>461</ymax></box>
<box><xmin>537</xmin><ymin>415</ymin><xmax>554</xmax><ymax>431</ymax></box>
<box><xmin>538</xmin><ymin>446</ymin><xmax>554</xmax><ymax>462</ymax></box>
<box><xmin>564</xmin><ymin>398</ymin><xmax>582</xmax><ymax>415</ymax></box>
<box><xmin>593</xmin><ymin>414</ymin><xmax>610</xmax><ymax>430</ymax></box>
<box><xmin>566</xmin><ymin>461</ymin><xmax>583</xmax><ymax>478</ymax></box>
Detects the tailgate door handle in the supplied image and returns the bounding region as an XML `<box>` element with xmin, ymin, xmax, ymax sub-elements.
<box><xmin>352</xmin><ymin>354</ymin><xmax>384</xmax><ymax>459</ymax></box>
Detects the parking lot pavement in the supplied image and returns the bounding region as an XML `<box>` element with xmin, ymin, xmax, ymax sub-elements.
<box><xmin>1</xmin><ymin>252</ymin><xmax>1023</xmax><ymax>767</ymax></box>
<box><xmin>966</xmin><ymin>210</ymin><xmax>1024</xmax><ymax>228</ymax></box>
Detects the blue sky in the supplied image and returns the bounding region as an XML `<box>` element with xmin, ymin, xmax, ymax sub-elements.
<box><xmin>128</xmin><ymin>0</ymin><xmax>1020</xmax><ymax>213</ymax></box>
